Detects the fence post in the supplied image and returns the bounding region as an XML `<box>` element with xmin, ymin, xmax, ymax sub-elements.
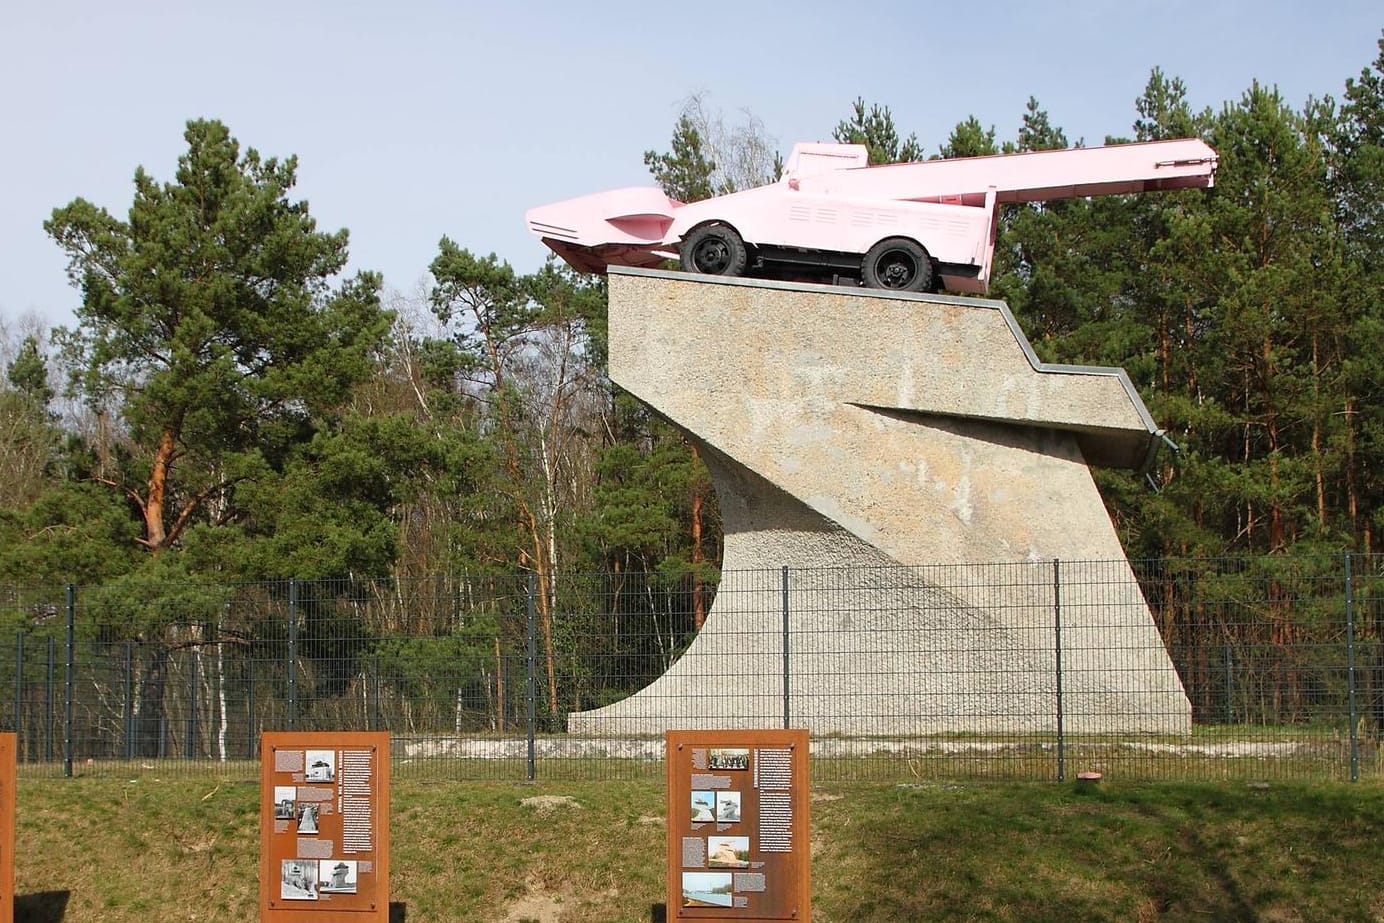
<box><xmin>526</xmin><ymin>572</ymin><xmax>538</xmax><ymax>783</ymax></box>
<box><xmin>124</xmin><ymin>641</ymin><xmax>134</xmax><ymax>759</ymax></box>
<box><xmin>782</xmin><ymin>566</ymin><xmax>791</xmax><ymax>730</ymax></box>
<box><xmin>63</xmin><ymin>583</ymin><xmax>75</xmax><ymax>778</ymax></box>
<box><xmin>287</xmin><ymin>579</ymin><xmax>299</xmax><ymax>731</ymax></box>
<box><xmin>1053</xmin><ymin>560</ymin><xmax>1065</xmax><ymax>784</ymax></box>
<box><xmin>1345</xmin><ymin>553</ymin><xmax>1359</xmax><ymax>783</ymax></box>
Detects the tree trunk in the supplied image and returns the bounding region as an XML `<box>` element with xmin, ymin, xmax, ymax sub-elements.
<box><xmin>143</xmin><ymin>425</ymin><xmax>179</xmax><ymax>551</ymax></box>
<box><xmin>1344</xmin><ymin>397</ymin><xmax>1365</xmax><ymax>553</ymax></box>
<box><xmin>215</xmin><ymin>637</ymin><xmax>227</xmax><ymax>762</ymax></box>
<box><xmin>518</xmin><ymin>518</ymin><xmax>561</xmax><ymax>722</ymax></box>
<box><xmin>536</xmin><ymin>561</ymin><xmax>560</xmax><ymax>720</ymax></box>
<box><xmin>1310</xmin><ymin>334</ymin><xmax>1327</xmax><ymax>536</ymax></box>
<box><xmin>134</xmin><ymin>646</ymin><xmax>169</xmax><ymax>758</ymax></box>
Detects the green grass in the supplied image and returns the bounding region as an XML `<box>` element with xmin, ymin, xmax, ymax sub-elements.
<box><xmin>814</xmin><ymin>781</ymin><xmax>1384</xmax><ymax>922</ymax></box>
<box><xmin>11</xmin><ymin>771</ymin><xmax>1384</xmax><ymax>922</ymax></box>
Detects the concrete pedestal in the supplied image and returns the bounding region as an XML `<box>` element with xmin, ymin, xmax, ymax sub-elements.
<box><xmin>568</xmin><ymin>268</ymin><xmax>1189</xmax><ymax>736</ymax></box>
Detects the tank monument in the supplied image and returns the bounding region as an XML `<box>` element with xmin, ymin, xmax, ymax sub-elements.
<box><xmin>526</xmin><ymin>139</ymin><xmax>1219</xmax><ymax>737</ymax></box>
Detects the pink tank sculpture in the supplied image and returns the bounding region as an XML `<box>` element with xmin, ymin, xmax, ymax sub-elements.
<box><xmin>527</xmin><ymin>139</ymin><xmax>1217</xmax><ymax>294</ymax></box>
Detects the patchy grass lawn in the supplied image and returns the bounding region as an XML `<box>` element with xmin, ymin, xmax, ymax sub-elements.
<box><xmin>11</xmin><ymin>771</ymin><xmax>1384</xmax><ymax>922</ymax></box>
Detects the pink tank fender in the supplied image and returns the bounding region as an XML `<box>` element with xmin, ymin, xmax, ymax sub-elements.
<box><xmin>527</xmin><ymin>186</ymin><xmax>679</xmax><ymax>247</ymax></box>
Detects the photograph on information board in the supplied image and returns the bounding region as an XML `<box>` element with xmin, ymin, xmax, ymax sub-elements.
<box><xmin>715</xmin><ymin>790</ymin><xmax>741</xmax><ymax>822</ymax></box>
<box><xmin>297</xmin><ymin>802</ymin><xmax>320</xmax><ymax>834</ymax></box>
<box><xmin>708</xmin><ymin>748</ymin><xmax>749</xmax><ymax>770</ymax></box>
<box><xmin>691</xmin><ymin>791</ymin><xmax>715</xmax><ymax>822</ymax></box>
<box><xmin>708</xmin><ymin>836</ymin><xmax>750</xmax><ymax>868</ymax></box>
<box><xmin>273</xmin><ymin>786</ymin><xmax>296</xmax><ymax>820</ymax></box>
<box><xmin>281</xmin><ymin>859</ymin><xmax>318</xmax><ymax>900</ymax></box>
<box><xmin>682</xmin><ymin>871</ymin><xmax>734</xmax><ymax>908</ymax></box>
<box><xmin>305</xmin><ymin>749</ymin><xmax>336</xmax><ymax>782</ymax></box>
<box><xmin>320</xmin><ymin>860</ymin><xmax>358</xmax><ymax>894</ymax></box>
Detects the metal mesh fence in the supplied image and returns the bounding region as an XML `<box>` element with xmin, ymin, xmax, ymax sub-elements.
<box><xmin>1</xmin><ymin>555</ymin><xmax>1380</xmax><ymax>783</ymax></box>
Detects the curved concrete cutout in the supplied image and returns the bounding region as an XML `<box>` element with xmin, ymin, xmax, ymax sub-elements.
<box><xmin>567</xmin><ymin>269</ymin><xmax>1190</xmax><ymax>736</ymax></box>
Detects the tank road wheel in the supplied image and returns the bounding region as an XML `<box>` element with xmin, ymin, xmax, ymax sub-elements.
<box><xmin>862</xmin><ymin>238</ymin><xmax>934</xmax><ymax>293</ymax></box>
<box><xmin>679</xmin><ymin>224</ymin><xmax>748</xmax><ymax>277</ymax></box>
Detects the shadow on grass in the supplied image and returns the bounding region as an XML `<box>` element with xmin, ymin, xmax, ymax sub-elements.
<box><xmin>1174</xmin><ymin>824</ymin><xmax>1257</xmax><ymax>921</ymax></box>
<box><xmin>15</xmin><ymin>890</ymin><xmax>70</xmax><ymax>923</ymax></box>
<box><xmin>810</xmin><ymin>781</ymin><xmax>1384</xmax><ymax>923</ymax></box>
<box><xmin>650</xmin><ymin>902</ymin><xmax>666</xmax><ymax>922</ymax></box>
<box><xmin>389</xmin><ymin>901</ymin><xmax>407</xmax><ymax>922</ymax></box>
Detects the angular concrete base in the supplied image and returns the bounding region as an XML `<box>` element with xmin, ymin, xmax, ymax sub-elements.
<box><xmin>568</xmin><ymin>269</ymin><xmax>1190</xmax><ymax>736</ymax></box>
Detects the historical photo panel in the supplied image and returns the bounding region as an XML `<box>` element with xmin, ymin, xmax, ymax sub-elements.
<box><xmin>319</xmin><ymin>859</ymin><xmax>358</xmax><ymax>894</ymax></box>
<box><xmin>273</xmin><ymin>786</ymin><xmax>296</xmax><ymax>821</ymax></box>
<box><xmin>262</xmin><ymin>733</ymin><xmax>389</xmax><ymax>920</ymax></box>
<box><xmin>707</xmin><ymin>835</ymin><xmax>750</xmax><ymax>869</ymax></box>
<box><xmin>281</xmin><ymin>859</ymin><xmax>318</xmax><ymax>901</ymax></box>
<box><xmin>682</xmin><ymin>871</ymin><xmax>734</xmax><ymax>908</ymax></box>
<box><xmin>304</xmin><ymin>749</ymin><xmax>336</xmax><ymax>782</ymax></box>
<box><xmin>667</xmin><ymin>731</ymin><xmax>810</xmax><ymax>921</ymax></box>
<box><xmin>691</xmin><ymin>790</ymin><xmax>716</xmax><ymax>822</ymax></box>
<box><xmin>297</xmin><ymin>802</ymin><xmax>320</xmax><ymax>834</ymax></box>
<box><xmin>716</xmin><ymin>790</ymin><xmax>742</xmax><ymax>822</ymax></box>
<box><xmin>708</xmin><ymin>748</ymin><xmax>749</xmax><ymax>771</ymax></box>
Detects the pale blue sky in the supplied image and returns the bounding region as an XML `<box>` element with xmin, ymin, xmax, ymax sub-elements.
<box><xmin>2</xmin><ymin>1</ymin><xmax>1380</xmax><ymax>331</ymax></box>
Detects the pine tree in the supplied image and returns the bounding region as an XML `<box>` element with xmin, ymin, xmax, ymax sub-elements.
<box><xmin>645</xmin><ymin>115</ymin><xmax>720</xmax><ymax>202</ymax></box>
<box><xmin>43</xmin><ymin>118</ymin><xmax>393</xmax><ymax>752</ymax></box>
<box><xmin>938</xmin><ymin>117</ymin><xmax>998</xmax><ymax>159</ymax></box>
<box><xmin>833</xmin><ymin>97</ymin><xmax>923</xmax><ymax>164</ymax></box>
<box><xmin>1333</xmin><ymin>32</ymin><xmax>1384</xmax><ymax>554</ymax></box>
<box><xmin>46</xmin><ymin>119</ymin><xmax>391</xmax><ymax>560</ymax></box>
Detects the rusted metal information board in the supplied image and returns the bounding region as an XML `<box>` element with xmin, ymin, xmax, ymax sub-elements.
<box><xmin>260</xmin><ymin>732</ymin><xmax>389</xmax><ymax>922</ymax></box>
<box><xmin>666</xmin><ymin>730</ymin><xmax>810</xmax><ymax>921</ymax></box>
<box><xmin>0</xmin><ymin>733</ymin><xmax>13</xmax><ymax>923</ymax></box>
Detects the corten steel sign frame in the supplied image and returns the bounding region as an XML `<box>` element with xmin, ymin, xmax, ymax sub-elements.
<box><xmin>0</xmin><ymin>733</ymin><xmax>13</xmax><ymax>923</ymax></box>
<box><xmin>666</xmin><ymin>729</ymin><xmax>811</xmax><ymax>921</ymax></box>
<box><xmin>260</xmin><ymin>732</ymin><xmax>390</xmax><ymax>922</ymax></box>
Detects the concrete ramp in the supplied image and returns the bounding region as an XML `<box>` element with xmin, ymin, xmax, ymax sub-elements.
<box><xmin>568</xmin><ymin>268</ymin><xmax>1190</xmax><ymax>736</ymax></box>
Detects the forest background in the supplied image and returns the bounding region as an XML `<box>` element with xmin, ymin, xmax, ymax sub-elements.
<box><xmin>1</xmin><ymin>35</ymin><xmax>1382</xmax><ymax>743</ymax></box>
